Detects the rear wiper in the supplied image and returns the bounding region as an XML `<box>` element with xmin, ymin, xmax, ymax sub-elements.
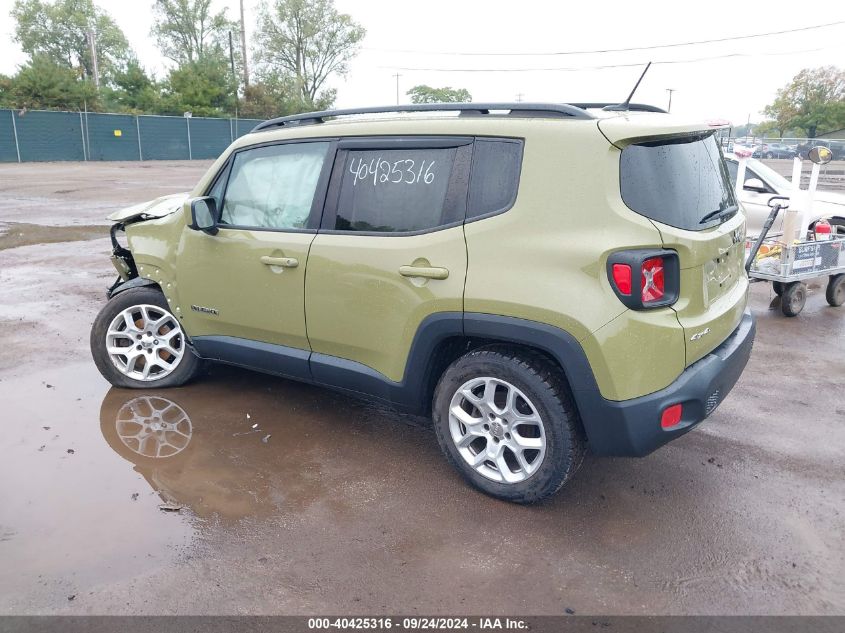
<box><xmin>699</xmin><ymin>204</ymin><xmax>739</xmax><ymax>225</ymax></box>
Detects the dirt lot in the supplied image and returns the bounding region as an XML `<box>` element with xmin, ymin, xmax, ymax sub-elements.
<box><xmin>0</xmin><ymin>161</ymin><xmax>843</xmax><ymax>615</ymax></box>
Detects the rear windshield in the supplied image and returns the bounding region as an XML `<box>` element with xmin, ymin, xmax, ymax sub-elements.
<box><xmin>620</xmin><ymin>132</ymin><xmax>737</xmax><ymax>231</ymax></box>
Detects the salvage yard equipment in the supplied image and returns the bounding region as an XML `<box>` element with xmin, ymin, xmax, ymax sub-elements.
<box><xmin>745</xmin><ymin>146</ymin><xmax>845</xmax><ymax>316</ymax></box>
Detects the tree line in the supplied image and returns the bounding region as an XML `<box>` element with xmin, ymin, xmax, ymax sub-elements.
<box><xmin>0</xmin><ymin>0</ymin><xmax>366</xmax><ymax>119</ymax></box>
<box><xmin>9</xmin><ymin>0</ymin><xmax>834</xmax><ymax>134</ymax></box>
<box><xmin>0</xmin><ymin>0</ymin><xmax>474</xmax><ymax>119</ymax></box>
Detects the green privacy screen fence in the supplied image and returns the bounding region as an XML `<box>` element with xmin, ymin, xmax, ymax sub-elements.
<box><xmin>0</xmin><ymin>109</ymin><xmax>265</xmax><ymax>163</ymax></box>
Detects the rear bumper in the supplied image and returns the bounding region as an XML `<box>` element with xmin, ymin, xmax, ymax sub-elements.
<box><xmin>580</xmin><ymin>309</ymin><xmax>755</xmax><ymax>456</ymax></box>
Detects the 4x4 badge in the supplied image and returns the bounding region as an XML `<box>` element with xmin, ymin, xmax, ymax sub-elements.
<box><xmin>690</xmin><ymin>327</ymin><xmax>711</xmax><ymax>342</ymax></box>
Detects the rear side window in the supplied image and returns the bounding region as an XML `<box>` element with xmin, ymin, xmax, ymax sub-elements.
<box><xmin>620</xmin><ymin>133</ymin><xmax>737</xmax><ymax>231</ymax></box>
<box><xmin>467</xmin><ymin>139</ymin><xmax>523</xmax><ymax>219</ymax></box>
<box><xmin>334</xmin><ymin>147</ymin><xmax>466</xmax><ymax>233</ymax></box>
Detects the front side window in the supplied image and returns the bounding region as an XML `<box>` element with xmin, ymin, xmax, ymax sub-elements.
<box><xmin>620</xmin><ymin>133</ymin><xmax>737</xmax><ymax>231</ymax></box>
<box><xmin>333</xmin><ymin>147</ymin><xmax>462</xmax><ymax>233</ymax></box>
<box><xmin>220</xmin><ymin>141</ymin><xmax>329</xmax><ymax>230</ymax></box>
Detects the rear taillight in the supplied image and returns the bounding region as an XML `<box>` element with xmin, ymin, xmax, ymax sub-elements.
<box><xmin>641</xmin><ymin>257</ymin><xmax>665</xmax><ymax>304</ymax></box>
<box><xmin>611</xmin><ymin>264</ymin><xmax>632</xmax><ymax>295</ymax></box>
<box><xmin>607</xmin><ymin>249</ymin><xmax>680</xmax><ymax>310</ymax></box>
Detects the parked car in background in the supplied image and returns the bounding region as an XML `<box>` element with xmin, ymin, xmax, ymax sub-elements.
<box><xmin>725</xmin><ymin>154</ymin><xmax>845</xmax><ymax>237</ymax></box>
<box><xmin>733</xmin><ymin>143</ymin><xmax>760</xmax><ymax>158</ymax></box>
<box><xmin>796</xmin><ymin>140</ymin><xmax>845</xmax><ymax>161</ymax></box>
<box><xmin>756</xmin><ymin>143</ymin><xmax>797</xmax><ymax>159</ymax></box>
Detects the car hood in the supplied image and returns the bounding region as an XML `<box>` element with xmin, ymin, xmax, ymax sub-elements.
<box><xmin>107</xmin><ymin>193</ymin><xmax>189</xmax><ymax>222</ymax></box>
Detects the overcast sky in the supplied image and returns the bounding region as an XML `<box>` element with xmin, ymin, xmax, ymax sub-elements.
<box><xmin>0</xmin><ymin>0</ymin><xmax>843</xmax><ymax>124</ymax></box>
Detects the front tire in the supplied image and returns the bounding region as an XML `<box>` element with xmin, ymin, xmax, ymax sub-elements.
<box><xmin>432</xmin><ymin>347</ymin><xmax>585</xmax><ymax>503</ymax></box>
<box><xmin>90</xmin><ymin>287</ymin><xmax>201</xmax><ymax>388</ymax></box>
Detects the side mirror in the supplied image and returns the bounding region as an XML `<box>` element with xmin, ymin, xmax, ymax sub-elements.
<box><xmin>808</xmin><ymin>146</ymin><xmax>833</xmax><ymax>165</ymax></box>
<box><xmin>743</xmin><ymin>178</ymin><xmax>768</xmax><ymax>194</ymax></box>
<box><xmin>188</xmin><ymin>197</ymin><xmax>219</xmax><ymax>235</ymax></box>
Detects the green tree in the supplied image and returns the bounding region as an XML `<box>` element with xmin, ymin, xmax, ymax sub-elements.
<box><xmin>11</xmin><ymin>0</ymin><xmax>130</xmax><ymax>82</ymax></box>
<box><xmin>159</xmin><ymin>56</ymin><xmax>236</xmax><ymax>117</ymax></box>
<box><xmin>254</xmin><ymin>0</ymin><xmax>365</xmax><ymax>108</ymax></box>
<box><xmin>152</xmin><ymin>0</ymin><xmax>234</xmax><ymax>66</ymax></box>
<box><xmin>106</xmin><ymin>57</ymin><xmax>160</xmax><ymax>113</ymax></box>
<box><xmin>7</xmin><ymin>54</ymin><xmax>98</xmax><ymax>110</ymax></box>
<box><xmin>0</xmin><ymin>74</ymin><xmax>14</xmax><ymax>108</ymax></box>
<box><xmin>240</xmin><ymin>69</ymin><xmax>334</xmax><ymax>119</ymax></box>
<box><xmin>407</xmin><ymin>85</ymin><xmax>472</xmax><ymax>104</ymax></box>
<box><xmin>763</xmin><ymin>66</ymin><xmax>845</xmax><ymax>138</ymax></box>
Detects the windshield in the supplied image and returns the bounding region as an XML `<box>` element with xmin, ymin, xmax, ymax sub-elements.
<box><xmin>620</xmin><ymin>132</ymin><xmax>738</xmax><ymax>231</ymax></box>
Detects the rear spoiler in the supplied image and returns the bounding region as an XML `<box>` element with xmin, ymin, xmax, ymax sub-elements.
<box><xmin>598</xmin><ymin>114</ymin><xmax>730</xmax><ymax>148</ymax></box>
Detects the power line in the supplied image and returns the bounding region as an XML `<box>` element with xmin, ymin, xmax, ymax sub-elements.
<box><xmin>364</xmin><ymin>19</ymin><xmax>845</xmax><ymax>57</ymax></box>
<box><xmin>381</xmin><ymin>47</ymin><xmax>825</xmax><ymax>73</ymax></box>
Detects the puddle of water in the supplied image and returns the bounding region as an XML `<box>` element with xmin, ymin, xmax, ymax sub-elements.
<box><xmin>0</xmin><ymin>363</ymin><xmax>197</xmax><ymax>596</ymax></box>
<box><xmin>0</xmin><ymin>223</ymin><xmax>108</xmax><ymax>251</ymax></box>
<box><xmin>0</xmin><ymin>359</ymin><xmax>439</xmax><ymax>597</ymax></box>
<box><xmin>96</xmin><ymin>366</ymin><xmax>433</xmax><ymax>522</ymax></box>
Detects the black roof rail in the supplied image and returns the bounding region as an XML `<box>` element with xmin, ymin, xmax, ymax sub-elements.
<box><xmin>569</xmin><ymin>102</ymin><xmax>668</xmax><ymax>113</ymax></box>
<box><xmin>251</xmin><ymin>102</ymin><xmax>594</xmax><ymax>132</ymax></box>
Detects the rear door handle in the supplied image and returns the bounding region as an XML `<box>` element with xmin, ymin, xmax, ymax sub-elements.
<box><xmin>398</xmin><ymin>265</ymin><xmax>449</xmax><ymax>280</ymax></box>
<box><xmin>260</xmin><ymin>256</ymin><xmax>299</xmax><ymax>268</ymax></box>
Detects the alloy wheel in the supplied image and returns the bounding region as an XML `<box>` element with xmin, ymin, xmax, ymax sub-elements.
<box><xmin>448</xmin><ymin>377</ymin><xmax>547</xmax><ymax>484</ymax></box>
<box><xmin>105</xmin><ymin>304</ymin><xmax>185</xmax><ymax>381</ymax></box>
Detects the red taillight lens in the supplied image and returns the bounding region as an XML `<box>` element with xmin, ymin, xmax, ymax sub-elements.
<box><xmin>661</xmin><ymin>404</ymin><xmax>683</xmax><ymax>429</ymax></box>
<box><xmin>607</xmin><ymin>249</ymin><xmax>678</xmax><ymax>310</ymax></box>
<box><xmin>641</xmin><ymin>257</ymin><xmax>665</xmax><ymax>304</ymax></box>
<box><xmin>611</xmin><ymin>263</ymin><xmax>632</xmax><ymax>295</ymax></box>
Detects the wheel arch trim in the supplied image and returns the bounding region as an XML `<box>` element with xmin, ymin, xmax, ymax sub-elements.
<box><xmin>107</xmin><ymin>276</ymin><xmax>161</xmax><ymax>299</ymax></box>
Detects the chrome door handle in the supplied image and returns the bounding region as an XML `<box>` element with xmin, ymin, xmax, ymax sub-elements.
<box><xmin>260</xmin><ymin>256</ymin><xmax>299</xmax><ymax>268</ymax></box>
<box><xmin>398</xmin><ymin>265</ymin><xmax>449</xmax><ymax>280</ymax></box>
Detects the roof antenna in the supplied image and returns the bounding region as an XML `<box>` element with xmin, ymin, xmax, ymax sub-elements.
<box><xmin>603</xmin><ymin>62</ymin><xmax>652</xmax><ymax>112</ymax></box>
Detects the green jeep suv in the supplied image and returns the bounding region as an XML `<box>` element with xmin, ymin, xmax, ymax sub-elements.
<box><xmin>90</xmin><ymin>103</ymin><xmax>755</xmax><ymax>502</ymax></box>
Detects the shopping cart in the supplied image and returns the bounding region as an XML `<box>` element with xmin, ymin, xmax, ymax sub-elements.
<box><xmin>745</xmin><ymin>196</ymin><xmax>845</xmax><ymax>316</ymax></box>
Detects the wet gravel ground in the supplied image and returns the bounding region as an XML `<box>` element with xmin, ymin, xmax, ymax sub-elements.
<box><xmin>0</xmin><ymin>161</ymin><xmax>843</xmax><ymax>615</ymax></box>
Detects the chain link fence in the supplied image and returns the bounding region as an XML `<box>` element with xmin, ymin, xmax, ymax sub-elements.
<box><xmin>0</xmin><ymin>108</ymin><xmax>264</xmax><ymax>163</ymax></box>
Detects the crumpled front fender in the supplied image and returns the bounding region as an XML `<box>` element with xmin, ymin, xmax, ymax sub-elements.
<box><xmin>107</xmin><ymin>193</ymin><xmax>189</xmax><ymax>223</ymax></box>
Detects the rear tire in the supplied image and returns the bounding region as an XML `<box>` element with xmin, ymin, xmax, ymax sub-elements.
<box><xmin>432</xmin><ymin>346</ymin><xmax>585</xmax><ymax>504</ymax></box>
<box><xmin>826</xmin><ymin>274</ymin><xmax>845</xmax><ymax>307</ymax></box>
<box><xmin>772</xmin><ymin>281</ymin><xmax>784</xmax><ymax>296</ymax></box>
<box><xmin>90</xmin><ymin>287</ymin><xmax>202</xmax><ymax>388</ymax></box>
<box><xmin>781</xmin><ymin>282</ymin><xmax>806</xmax><ymax>317</ymax></box>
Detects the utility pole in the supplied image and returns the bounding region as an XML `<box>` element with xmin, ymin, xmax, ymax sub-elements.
<box><xmin>665</xmin><ymin>88</ymin><xmax>675</xmax><ymax>113</ymax></box>
<box><xmin>228</xmin><ymin>31</ymin><xmax>239</xmax><ymax>119</ymax></box>
<box><xmin>239</xmin><ymin>0</ymin><xmax>249</xmax><ymax>88</ymax></box>
<box><xmin>393</xmin><ymin>73</ymin><xmax>402</xmax><ymax>105</ymax></box>
<box><xmin>515</xmin><ymin>93</ymin><xmax>524</xmax><ymax>102</ymax></box>
<box><xmin>87</xmin><ymin>29</ymin><xmax>100</xmax><ymax>90</ymax></box>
